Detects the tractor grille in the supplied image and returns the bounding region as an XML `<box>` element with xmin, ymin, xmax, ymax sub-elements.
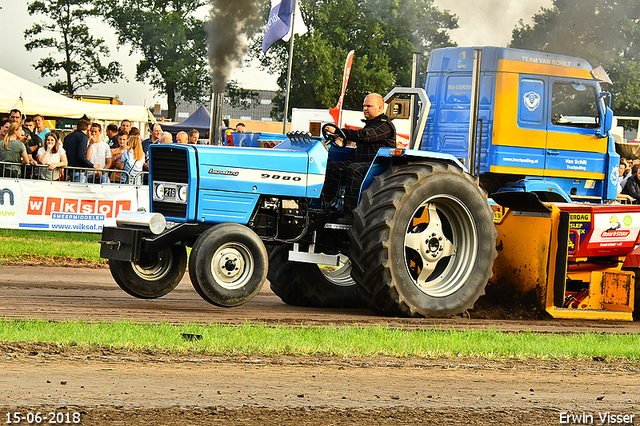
<box><xmin>152</xmin><ymin>148</ymin><xmax>189</xmax><ymax>183</ymax></box>
<box><xmin>151</xmin><ymin>147</ymin><xmax>189</xmax><ymax>219</ymax></box>
<box><xmin>154</xmin><ymin>201</ymin><xmax>187</xmax><ymax>218</ymax></box>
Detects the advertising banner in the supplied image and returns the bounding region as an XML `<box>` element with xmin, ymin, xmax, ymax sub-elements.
<box><xmin>588</xmin><ymin>212</ymin><xmax>640</xmax><ymax>250</ymax></box>
<box><xmin>329</xmin><ymin>50</ymin><xmax>355</xmax><ymax>127</ymax></box>
<box><xmin>0</xmin><ymin>180</ymin><xmax>149</xmax><ymax>233</ymax></box>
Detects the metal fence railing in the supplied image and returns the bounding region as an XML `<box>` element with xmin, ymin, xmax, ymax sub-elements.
<box><xmin>0</xmin><ymin>161</ymin><xmax>148</xmax><ymax>185</ymax></box>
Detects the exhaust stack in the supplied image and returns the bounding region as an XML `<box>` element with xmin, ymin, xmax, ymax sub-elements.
<box><xmin>209</xmin><ymin>92</ymin><xmax>225</xmax><ymax>146</ymax></box>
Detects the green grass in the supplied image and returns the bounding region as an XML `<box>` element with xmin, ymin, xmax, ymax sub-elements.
<box><xmin>1</xmin><ymin>319</ymin><xmax>639</xmax><ymax>360</ymax></box>
<box><xmin>0</xmin><ymin>229</ymin><xmax>102</xmax><ymax>261</ymax></box>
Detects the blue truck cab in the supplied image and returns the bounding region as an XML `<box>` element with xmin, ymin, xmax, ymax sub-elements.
<box><xmin>421</xmin><ymin>46</ymin><xmax>618</xmax><ymax>202</ymax></box>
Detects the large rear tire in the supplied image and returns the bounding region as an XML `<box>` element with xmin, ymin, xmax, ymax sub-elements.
<box><xmin>189</xmin><ymin>223</ymin><xmax>267</xmax><ymax>307</ymax></box>
<box><xmin>109</xmin><ymin>245</ymin><xmax>187</xmax><ymax>299</ymax></box>
<box><xmin>268</xmin><ymin>244</ymin><xmax>365</xmax><ymax>308</ymax></box>
<box><xmin>349</xmin><ymin>161</ymin><xmax>497</xmax><ymax>317</ymax></box>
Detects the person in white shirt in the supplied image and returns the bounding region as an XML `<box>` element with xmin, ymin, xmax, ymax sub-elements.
<box><xmin>86</xmin><ymin>123</ymin><xmax>112</xmax><ymax>183</ymax></box>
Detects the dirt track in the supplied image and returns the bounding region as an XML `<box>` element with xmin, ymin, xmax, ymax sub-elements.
<box><xmin>1</xmin><ymin>265</ymin><xmax>639</xmax><ymax>425</ymax></box>
<box><xmin>2</xmin><ymin>265</ymin><xmax>640</xmax><ymax>333</ymax></box>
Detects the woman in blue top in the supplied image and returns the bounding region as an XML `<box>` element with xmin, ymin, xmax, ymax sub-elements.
<box><xmin>120</xmin><ymin>134</ymin><xmax>145</xmax><ymax>184</ymax></box>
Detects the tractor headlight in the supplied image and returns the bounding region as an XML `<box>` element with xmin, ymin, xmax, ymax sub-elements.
<box><xmin>177</xmin><ymin>185</ymin><xmax>188</xmax><ymax>203</ymax></box>
<box><xmin>154</xmin><ymin>183</ymin><xmax>165</xmax><ymax>200</ymax></box>
<box><xmin>153</xmin><ymin>182</ymin><xmax>187</xmax><ymax>204</ymax></box>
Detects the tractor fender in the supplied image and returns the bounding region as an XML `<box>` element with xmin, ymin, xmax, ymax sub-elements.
<box><xmin>359</xmin><ymin>148</ymin><xmax>467</xmax><ymax>203</ymax></box>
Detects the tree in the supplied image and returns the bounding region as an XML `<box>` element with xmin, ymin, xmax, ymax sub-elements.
<box><xmin>252</xmin><ymin>0</ymin><xmax>458</xmax><ymax>119</ymax></box>
<box><xmin>100</xmin><ymin>0</ymin><xmax>211</xmax><ymax>121</ymax></box>
<box><xmin>24</xmin><ymin>0</ymin><xmax>124</xmax><ymax>95</ymax></box>
<box><xmin>510</xmin><ymin>0</ymin><xmax>640</xmax><ymax>116</ymax></box>
<box><xmin>225</xmin><ymin>81</ymin><xmax>261</xmax><ymax>109</ymax></box>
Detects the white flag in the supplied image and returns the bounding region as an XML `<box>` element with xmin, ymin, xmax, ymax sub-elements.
<box><xmin>282</xmin><ymin>0</ymin><xmax>307</xmax><ymax>42</ymax></box>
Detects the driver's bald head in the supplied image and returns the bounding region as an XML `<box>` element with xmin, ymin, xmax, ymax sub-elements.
<box><xmin>365</xmin><ymin>93</ymin><xmax>384</xmax><ymax>107</ymax></box>
<box><xmin>363</xmin><ymin>93</ymin><xmax>385</xmax><ymax>120</ymax></box>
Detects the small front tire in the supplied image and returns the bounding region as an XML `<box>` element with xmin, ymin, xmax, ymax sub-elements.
<box><xmin>189</xmin><ymin>223</ymin><xmax>268</xmax><ymax>307</ymax></box>
<box><xmin>109</xmin><ymin>245</ymin><xmax>187</xmax><ymax>299</ymax></box>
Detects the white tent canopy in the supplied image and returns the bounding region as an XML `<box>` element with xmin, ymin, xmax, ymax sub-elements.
<box><xmin>0</xmin><ymin>67</ymin><xmax>152</xmax><ymax>123</ymax></box>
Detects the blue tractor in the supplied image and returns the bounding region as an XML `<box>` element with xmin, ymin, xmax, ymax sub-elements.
<box><xmin>100</xmin><ymin>85</ymin><xmax>497</xmax><ymax>317</ymax></box>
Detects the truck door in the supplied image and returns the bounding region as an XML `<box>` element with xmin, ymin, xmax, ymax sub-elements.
<box><xmin>490</xmin><ymin>72</ymin><xmax>548</xmax><ymax>176</ymax></box>
<box><xmin>544</xmin><ymin>79</ymin><xmax>607</xmax><ymax>183</ymax></box>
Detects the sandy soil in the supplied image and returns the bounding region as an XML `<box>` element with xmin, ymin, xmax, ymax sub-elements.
<box><xmin>0</xmin><ymin>265</ymin><xmax>639</xmax><ymax>425</ymax></box>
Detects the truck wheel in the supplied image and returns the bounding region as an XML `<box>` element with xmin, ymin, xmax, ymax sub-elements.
<box><xmin>189</xmin><ymin>223</ymin><xmax>267</xmax><ymax>307</ymax></box>
<box><xmin>349</xmin><ymin>161</ymin><xmax>497</xmax><ymax>317</ymax></box>
<box><xmin>267</xmin><ymin>244</ymin><xmax>365</xmax><ymax>308</ymax></box>
<box><xmin>109</xmin><ymin>245</ymin><xmax>187</xmax><ymax>299</ymax></box>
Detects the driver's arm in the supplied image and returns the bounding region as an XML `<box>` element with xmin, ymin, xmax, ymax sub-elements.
<box><xmin>342</xmin><ymin>120</ymin><xmax>395</xmax><ymax>145</ymax></box>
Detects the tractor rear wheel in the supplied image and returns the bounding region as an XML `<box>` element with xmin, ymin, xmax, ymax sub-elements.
<box><xmin>189</xmin><ymin>223</ymin><xmax>267</xmax><ymax>307</ymax></box>
<box><xmin>268</xmin><ymin>244</ymin><xmax>365</xmax><ymax>308</ymax></box>
<box><xmin>109</xmin><ymin>245</ymin><xmax>187</xmax><ymax>299</ymax></box>
<box><xmin>349</xmin><ymin>161</ymin><xmax>497</xmax><ymax>317</ymax></box>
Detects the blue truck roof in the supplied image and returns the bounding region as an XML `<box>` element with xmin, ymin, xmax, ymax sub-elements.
<box><xmin>427</xmin><ymin>46</ymin><xmax>594</xmax><ymax>75</ymax></box>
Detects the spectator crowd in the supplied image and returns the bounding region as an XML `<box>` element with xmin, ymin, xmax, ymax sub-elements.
<box><xmin>0</xmin><ymin>109</ymin><xmax>211</xmax><ymax>184</ymax></box>
<box><xmin>618</xmin><ymin>157</ymin><xmax>640</xmax><ymax>203</ymax></box>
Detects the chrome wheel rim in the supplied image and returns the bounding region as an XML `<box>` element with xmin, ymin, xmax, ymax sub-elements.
<box><xmin>320</xmin><ymin>258</ymin><xmax>354</xmax><ymax>287</ymax></box>
<box><xmin>403</xmin><ymin>195</ymin><xmax>478</xmax><ymax>297</ymax></box>
<box><xmin>211</xmin><ymin>242</ymin><xmax>254</xmax><ymax>290</ymax></box>
<box><xmin>132</xmin><ymin>248</ymin><xmax>173</xmax><ymax>282</ymax></box>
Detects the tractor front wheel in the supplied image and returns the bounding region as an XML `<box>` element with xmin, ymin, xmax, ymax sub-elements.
<box><xmin>109</xmin><ymin>245</ymin><xmax>187</xmax><ymax>299</ymax></box>
<box><xmin>189</xmin><ymin>223</ymin><xmax>267</xmax><ymax>307</ymax></box>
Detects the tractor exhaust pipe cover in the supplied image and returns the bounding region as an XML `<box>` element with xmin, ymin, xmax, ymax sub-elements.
<box><xmin>116</xmin><ymin>211</ymin><xmax>167</xmax><ymax>235</ymax></box>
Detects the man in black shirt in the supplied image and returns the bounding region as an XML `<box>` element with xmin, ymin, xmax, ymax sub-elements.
<box><xmin>322</xmin><ymin>93</ymin><xmax>396</xmax><ymax>223</ymax></box>
<box><xmin>106</xmin><ymin>123</ymin><xmax>119</xmax><ymax>148</ymax></box>
<box><xmin>63</xmin><ymin>119</ymin><xmax>96</xmax><ymax>182</ymax></box>
<box><xmin>622</xmin><ymin>163</ymin><xmax>640</xmax><ymax>203</ymax></box>
<box><xmin>23</xmin><ymin>116</ymin><xmax>43</xmax><ymax>160</ymax></box>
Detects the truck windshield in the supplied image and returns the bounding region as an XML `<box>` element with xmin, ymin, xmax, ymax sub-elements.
<box><xmin>551</xmin><ymin>82</ymin><xmax>600</xmax><ymax>128</ymax></box>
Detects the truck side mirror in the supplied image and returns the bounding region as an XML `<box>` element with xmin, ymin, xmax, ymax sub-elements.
<box><xmin>598</xmin><ymin>92</ymin><xmax>612</xmax><ymax>138</ymax></box>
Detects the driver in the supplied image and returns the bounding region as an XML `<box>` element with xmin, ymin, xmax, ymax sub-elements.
<box><xmin>322</xmin><ymin>93</ymin><xmax>396</xmax><ymax>224</ymax></box>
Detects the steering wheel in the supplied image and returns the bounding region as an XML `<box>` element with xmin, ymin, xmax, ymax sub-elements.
<box><xmin>321</xmin><ymin>123</ymin><xmax>348</xmax><ymax>149</ymax></box>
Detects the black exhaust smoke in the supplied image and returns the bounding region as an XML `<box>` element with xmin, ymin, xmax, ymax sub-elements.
<box><xmin>206</xmin><ymin>0</ymin><xmax>262</xmax><ymax>144</ymax></box>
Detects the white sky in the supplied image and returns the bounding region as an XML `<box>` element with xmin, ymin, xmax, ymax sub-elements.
<box><xmin>2</xmin><ymin>0</ymin><xmax>552</xmax><ymax>110</ymax></box>
<box><xmin>432</xmin><ymin>0</ymin><xmax>552</xmax><ymax>46</ymax></box>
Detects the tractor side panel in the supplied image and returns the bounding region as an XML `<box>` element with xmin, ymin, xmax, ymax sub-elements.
<box><xmin>198</xmin><ymin>190</ymin><xmax>261</xmax><ymax>224</ymax></box>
